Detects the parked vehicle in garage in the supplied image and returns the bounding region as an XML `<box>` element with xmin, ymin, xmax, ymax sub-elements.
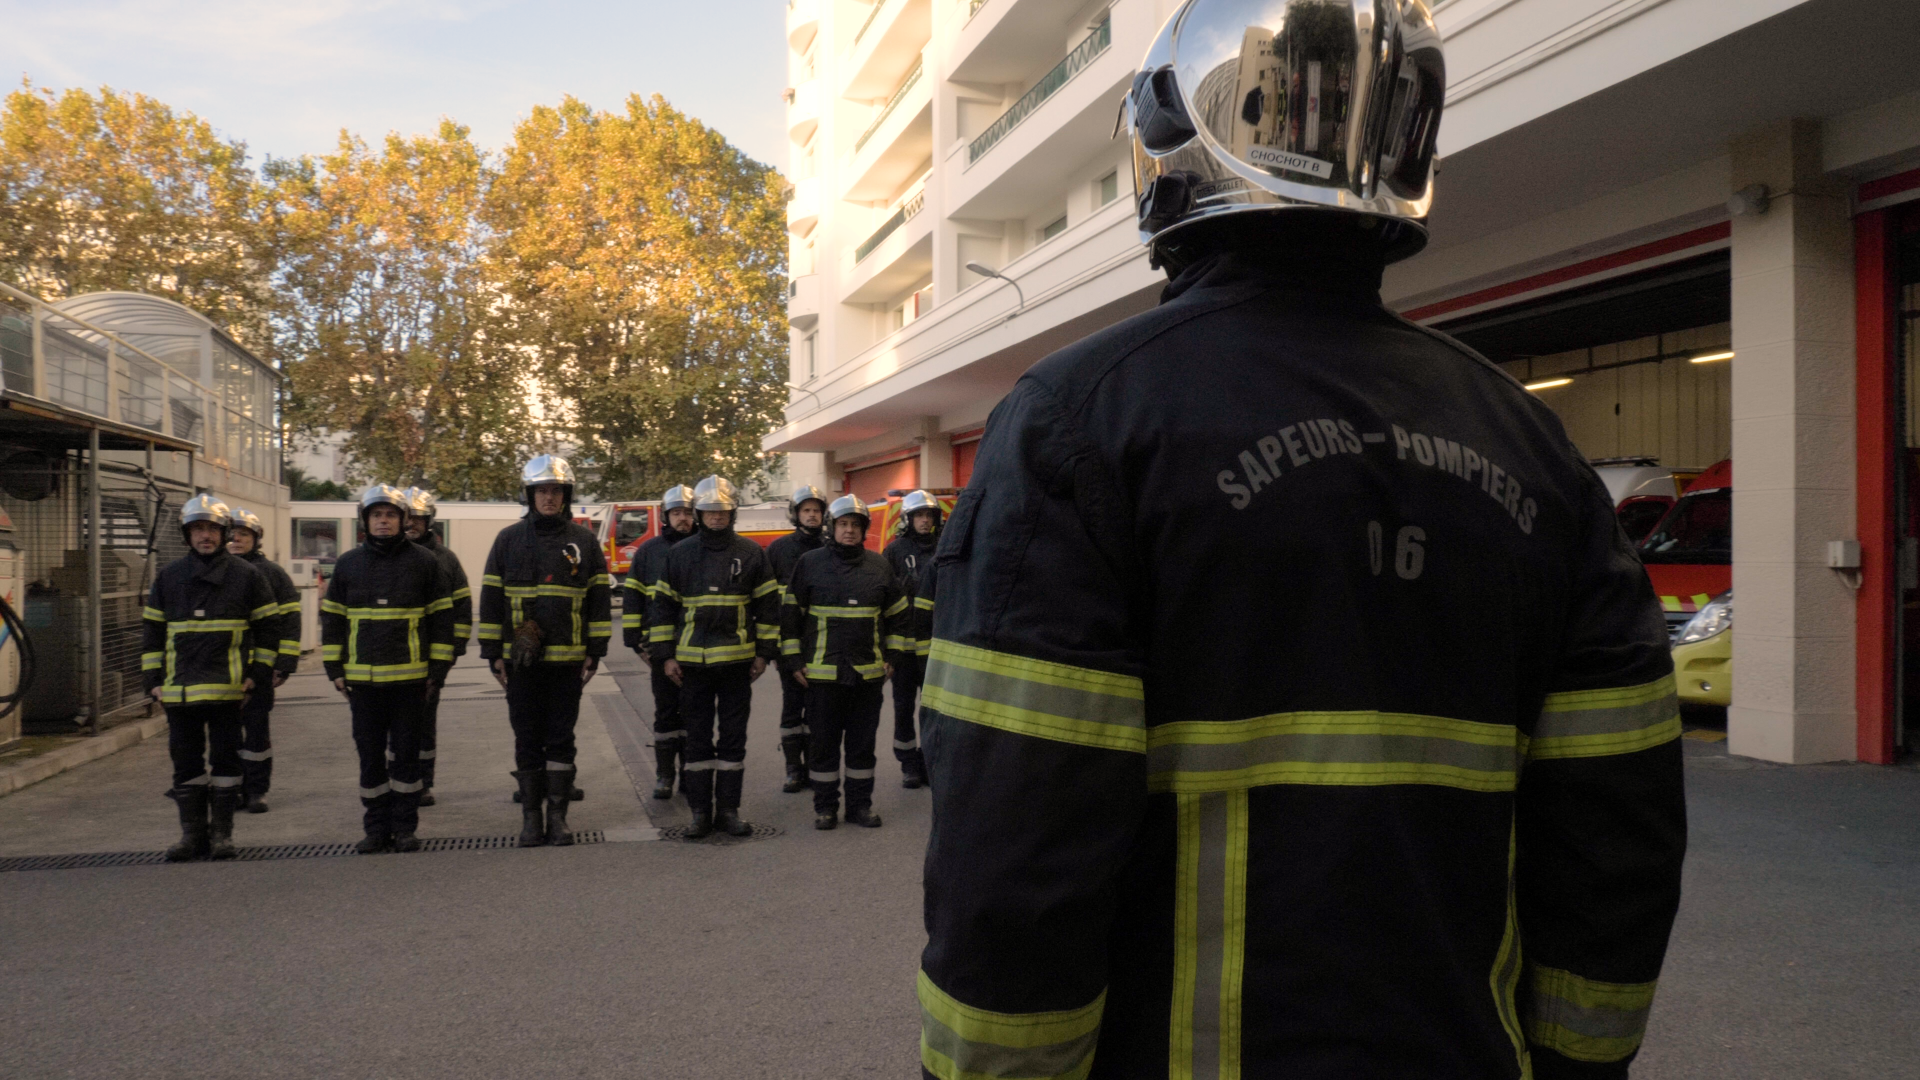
<box><xmin>1638</xmin><ymin>459</ymin><xmax>1732</xmax><ymax>643</ymax></box>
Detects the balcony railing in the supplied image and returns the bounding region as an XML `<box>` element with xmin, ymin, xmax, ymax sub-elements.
<box><xmin>854</xmin><ymin>184</ymin><xmax>927</xmax><ymax>264</ymax></box>
<box><xmin>853</xmin><ymin>56</ymin><xmax>924</xmax><ymax>154</ymax></box>
<box><xmin>967</xmin><ymin>18</ymin><xmax>1111</xmax><ymax>166</ymax></box>
<box><xmin>852</xmin><ymin>0</ymin><xmax>884</xmax><ymax>48</ymax></box>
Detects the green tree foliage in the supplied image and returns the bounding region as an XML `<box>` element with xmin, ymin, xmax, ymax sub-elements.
<box><xmin>0</xmin><ymin>81</ymin><xmax>273</xmax><ymax>349</ymax></box>
<box><xmin>283</xmin><ymin>464</ymin><xmax>353</xmax><ymax>501</ymax></box>
<box><xmin>487</xmin><ymin>95</ymin><xmax>789</xmax><ymax>499</ymax></box>
<box><xmin>265</xmin><ymin>123</ymin><xmax>535</xmax><ymax>498</ymax></box>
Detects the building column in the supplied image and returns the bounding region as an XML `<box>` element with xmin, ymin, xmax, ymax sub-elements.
<box><xmin>1727</xmin><ymin>118</ymin><xmax>1859</xmax><ymax>763</ymax></box>
<box><xmin>785</xmin><ymin>451</ymin><xmax>832</xmax><ymax>499</ymax></box>
<box><xmin>917</xmin><ymin>416</ymin><xmax>953</xmax><ymax>488</ymax></box>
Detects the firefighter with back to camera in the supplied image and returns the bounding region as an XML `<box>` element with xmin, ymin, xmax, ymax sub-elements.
<box><xmin>622</xmin><ymin>483</ymin><xmax>698</xmax><ymax>799</ymax></box>
<box><xmin>647</xmin><ymin>475</ymin><xmax>780</xmax><ymax>840</ymax></box>
<box><xmin>780</xmin><ymin>494</ymin><xmax>911</xmax><ymax>831</ymax></box>
<box><xmin>321</xmin><ymin>484</ymin><xmax>456</xmax><ymax>854</ymax></box>
<box><xmin>225</xmin><ymin>507</ymin><xmax>302</xmax><ymax>814</ymax></box>
<box><xmin>477</xmin><ymin>455</ymin><xmax>612</xmax><ymax>848</ymax></box>
<box><xmin>916</xmin><ymin>3</ymin><xmax>1687</xmax><ymax>1079</ymax></box>
<box><xmin>766</xmin><ymin>483</ymin><xmax>828</xmax><ymax>794</ymax></box>
<box><xmin>403</xmin><ymin>486</ymin><xmax>472</xmax><ymax>808</ymax></box>
<box><xmin>146</xmin><ymin>495</ymin><xmax>283</xmax><ymax>861</ymax></box>
<box><xmin>881</xmin><ymin>489</ymin><xmax>940</xmax><ymax>789</ymax></box>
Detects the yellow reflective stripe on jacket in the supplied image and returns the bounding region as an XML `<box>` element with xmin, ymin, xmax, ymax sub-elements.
<box><xmin>482</xmin><ymin>574</ymin><xmax>504</xmax><ymax>587</ymax></box>
<box><xmin>141</xmin><ymin>651</ymin><xmax>164</xmax><ymax>671</ymax></box>
<box><xmin>621</xmin><ymin>613</ymin><xmax>644</xmax><ymax>628</ymax></box>
<box><xmin>678</xmin><ymin>643</ymin><xmax>758</xmax><ymax>665</ymax></box>
<box><xmin>342</xmin><ymin>662</ymin><xmax>430</xmax><ymax>682</ymax></box>
<box><xmin>913</xmin><ymin>596</ymin><xmax>935</xmax><ymax>611</ymax></box>
<box><xmin>646</xmin><ymin>626</ymin><xmax>676</xmax><ymax>643</ymax></box>
<box><xmin>884</xmin><ymin>596</ymin><xmax>910</xmax><ymax>618</ymax></box>
<box><xmin>752</xmin><ymin>578</ymin><xmax>781</xmax><ymax>599</ymax></box>
<box><xmin>1532</xmin><ymin>675</ymin><xmax>1680</xmax><ymax>760</ymax></box>
<box><xmin>1147</xmin><ymin>711</ymin><xmax>1520</xmax><ymax>794</ymax></box>
<box><xmin>276</xmin><ymin>601</ymin><xmax>303</xmax><ymax>615</ymax></box>
<box><xmin>781</xmin><ymin>640</ymin><xmax>802</xmax><ymax>656</ymax></box>
<box><xmin>251</xmin><ymin>648</ymin><xmax>276</xmax><ymax>666</ymax></box>
<box><xmin>918</xmin><ymin>970</ymin><xmax>1102</xmax><ymax>1080</ymax></box>
<box><xmin>249</xmin><ymin>602</ymin><xmax>278</xmax><ymax>622</ymax></box>
<box><xmin>425</xmin><ymin>596</ymin><xmax>453</xmax><ymax>614</ymax></box>
<box><xmin>321</xmin><ymin>645</ymin><xmax>343</xmax><ymax>661</ymax></box>
<box><xmin>623</xmin><ymin>576</ymin><xmax>650</xmax><ymax>594</ymax></box>
<box><xmin>157</xmin><ymin>684</ymin><xmax>247</xmax><ymax>704</ymax></box>
<box><xmin>476</xmin><ymin>622</ymin><xmax>503</xmax><ymax>641</ymax></box>
<box><xmin>450</xmin><ymin>586</ymin><xmax>471</xmax><ymax>601</ymax></box>
<box><xmin>341</xmin><ymin>606</ymin><xmax>426</xmax><ymax>619</ymax></box>
<box><xmin>756</xmin><ymin>624</ymin><xmax>780</xmax><ymax>641</ymax></box>
<box><xmin>453</xmin><ymin>622</ymin><xmax>471</xmax><ymax>638</ymax></box>
<box><xmin>429</xmin><ymin>643</ymin><xmax>455</xmax><ymax>661</ymax></box>
<box><xmin>653</xmin><ymin>580</ymin><xmax>681</xmax><ymax>601</ymax></box>
<box><xmin>169</xmin><ymin>619</ymin><xmax>250</xmax><ymax>632</ymax></box>
<box><xmin>818</xmin><ymin>606</ymin><xmax>879</xmax><ymax>618</ymax></box>
<box><xmin>143</xmin><ymin>606</ymin><xmax>166</xmax><ymax>622</ymax></box>
<box><xmin>804</xmin><ymin>661</ymin><xmax>885</xmax><ymax>681</ymax></box>
<box><xmin>885</xmin><ymin>635</ymin><xmax>916</xmax><ymax>652</ymax></box>
<box><xmin>587</xmin><ymin>620</ymin><xmax>613</xmax><ymax>637</ymax></box>
<box><xmin>321</xmin><ymin>599</ymin><xmax>347</xmax><ymax>616</ymax></box>
<box><xmin>1523</xmin><ymin>964</ymin><xmax>1658</xmax><ymax>1063</ymax></box>
<box><xmin>501</xmin><ymin>584</ymin><xmax>591</xmax><ymax>599</ymax></box>
<box><xmin>681</xmin><ymin>594</ymin><xmax>749</xmax><ymax>608</ymax></box>
<box><xmin>278</xmin><ymin>639</ymin><xmax>302</xmax><ymax>656</ymax></box>
<box><xmin>1170</xmin><ymin>789</ymin><xmax>1250</xmax><ymax>1080</ymax></box>
<box><xmin>922</xmin><ymin>639</ymin><xmax>1146</xmax><ymax>753</ymax></box>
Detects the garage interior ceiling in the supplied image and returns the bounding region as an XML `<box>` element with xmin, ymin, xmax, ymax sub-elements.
<box><xmin>1436</xmin><ymin>251</ymin><xmax>1731</xmax><ymax>365</ymax></box>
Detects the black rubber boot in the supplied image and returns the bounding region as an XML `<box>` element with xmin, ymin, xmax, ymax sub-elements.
<box><xmin>417</xmin><ymin>790</ymin><xmax>435</xmax><ymax>808</ymax></box>
<box><xmin>165</xmin><ymin>786</ymin><xmax>210</xmax><ymax>862</ymax></box>
<box><xmin>514</xmin><ymin>771</ymin><xmax>546</xmax><ymax>847</ymax></box>
<box><xmin>392</xmin><ymin>831</ymin><xmax>422</xmax><ymax>853</ymax></box>
<box><xmin>244</xmin><ymin>792</ymin><xmax>271</xmax><ymax>813</ymax></box>
<box><xmin>814</xmin><ymin>812</ymin><xmax>837</xmax><ymax>830</ymax></box>
<box><xmin>651</xmin><ymin>740</ymin><xmax>678</xmax><ymax>800</ymax></box>
<box><xmin>357</xmin><ymin>792</ymin><xmax>391</xmax><ymax>854</ymax></box>
<box><xmin>686</xmin><ymin>811</ymin><xmax>713</xmax><ymax>839</ymax></box>
<box><xmin>208</xmin><ymin>789</ymin><xmax>241</xmax><ymax>859</ymax></box>
<box><xmin>715</xmin><ymin>807</ymin><xmax>752</xmax><ymax>837</ymax></box>
<box><xmin>780</xmin><ymin>736</ymin><xmax>807</xmax><ymax>793</ymax></box>
<box><xmin>545</xmin><ymin>768</ymin><xmax>575</xmax><ymax>847</ymax></box>
<box><xmin>901</xmin><ymin>761</ymin><xmax>928</xmax><ymax>790</ymax></box>
<box><xmin>845</xmin><ymin>805</ymin><xmax>883</xmax><ymax>829</ymax></box>
<box><xmin>570</xmin><ymin>784</ymin><xmax>585</xmax><ymax>802</ymax></box>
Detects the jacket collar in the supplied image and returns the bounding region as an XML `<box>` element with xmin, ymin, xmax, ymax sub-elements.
<box><xmin>191</xmin><ymin>549</ymin><xmax>231</xmax><ymax>584</ymax></box>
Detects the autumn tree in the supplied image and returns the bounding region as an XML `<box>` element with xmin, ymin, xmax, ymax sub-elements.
<box><xmin>267</xmin><ymin>123</ymin><xmax>534</xmax><ymax>497</ymax></box>
<box><xmin>0</xmin><ymin>81</ymin><xmax>273</xmax><ymax>349</ymax></box>
<box><xmin>486</xmin><ymin>95</ymin><xmax>788</xmax><ymax>499</ymax></box>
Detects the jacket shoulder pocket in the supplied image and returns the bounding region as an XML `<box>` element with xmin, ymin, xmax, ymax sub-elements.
<box><xmin>935</xmin><ymin>488</ymin><xmax>982</xmax><ymax>565</ymax></box>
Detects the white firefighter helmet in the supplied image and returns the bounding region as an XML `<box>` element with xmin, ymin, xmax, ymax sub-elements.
<box><xmin>662</xmin><ymin>484</ymin><xmax>697</xmax><ymax>512</ymax></box>
<box><xmin>896</xmin><ymin>489</ymin><xmax>943</xmax><ymax>535</ymax></box>
<box><xmin>693</xmin><ymin>475</ymin><xmax>739</xmax><ymax>513</ymax></box>
<box><xmin>522</xmin><ymin>455</ymin><xmax>576</xmax><ymax>508</ymax></box>
<box><xmin>828</xmin><ymin>494</ymin><xmax>870</xmax><ymax>529</ymax></box>
<box><xmin>401</xmin><ymin>486</ymin><xmax>438</xmax><ymax>520</ymax></box>
<box><xmin>357</xmin><ymin>483</ymin><xmax>409</xmax><ymax>527</ymax></box>
<box><xmin>180</xmin><ymin>493</ymin><xmax>232</xmax><ymax>539</ymax></box>
<box><xmin>1126</xmin><ymin>0</ymin><xmax>1445</xmax><ymax>263</ymax></box>
<box><xmin>228</xmin><ymin>507</ymin><xmax>264</xmax><ymax>539</ymax></box>
<box><xmin>788</xmin><ymin>483</ymin><xmax>828</xmax><ymax>525</ymax></box>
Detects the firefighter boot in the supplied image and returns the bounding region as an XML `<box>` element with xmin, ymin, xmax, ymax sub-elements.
<box><xmin>390</xmin><ymin>793</ymin><xmax>422</xmax><ymax>853</ymax></box>
<box><xmin>714</xmin><ymin>770</ymin><xmax>751</xmax><ymax>837</ymax></box>
<box><xmin>208</xmin><ymin>789</ymin><xmax>241</xmax><ymax>860</ymax></box>
<box><xmin>356</xmin><ymin>792</ymin><xmax>392</xmax><ymax>854</ymax></box>
<box><xmin>901</xmin><ymin>757</ymin><xmax>928</xmax><ymax>790</ymax></box>
<box><xmin>780</xmin><ymin>735</ymin><xmax>807</xmax><ymax>793</ymax></box>
<box><xmin>845</xmin><ymin>805</ymin><xmax>884</xmax><ymax>829</ymax></box>
<box><xmin>165</xmin><ymin>786</ymin><xmax>210</xmax><ymax>862</ymax></box>
<box><xmin>514</xmin><ymin>770</ymin><xmax>546</xmax><ymax>847</ymax></box>
<box><xmin>651</xmin><ymin>740</ymin><xmax>679</xmax><ymax>800</ymax></box>
<box><xmin>545</xmin><ymin>768</ymin><xmax>575</xmax><ymax>847</ymax></box>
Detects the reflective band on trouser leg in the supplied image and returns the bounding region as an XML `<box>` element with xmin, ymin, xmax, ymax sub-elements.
<box><xmin>715</xmin><ymin>760</ymin><xmax>745</xmax><ymax>771</ymax></box>
<box><xmin>1531</xmin><ymin>675</ymin><xmax>1681</xmax><ymax>760</ymax></box>
<box><xmin>1523</xmin><ymin>965</ymin><xmax>1659</xmax><ymax>1064</ymax></box>
<box><xmin>843</xmin><ymin>768</ymin><xmax>875</xmax><ymax>779</ymax></box>
<box><xmin>237</xmin><ymin>748</ymin><xmax>272</xmax><ymax>761</ymax></box>
<box><xmin>1169</xmin><ymin>790</ymin><xmax>1249</xmax><ymax>1080</ymax></box>
<box><xmin>918</xmin><ymin>970</ymin><xmax>1104</xmax><ymax>1080</ymax></box>
<box><xmin>681</xmin><ymin>760</ymin><xmax>718</xmax><ymax>771</ymax></box>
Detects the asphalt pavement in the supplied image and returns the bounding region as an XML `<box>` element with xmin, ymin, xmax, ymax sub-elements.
<box><xmin>0</xmin><ymin>650</ymin><xmax>1916</xmax><ymax>1078</ymax></box>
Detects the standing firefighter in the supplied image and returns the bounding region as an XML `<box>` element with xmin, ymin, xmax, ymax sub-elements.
<box><xmin>403</xmin><ymin>486</ymin><xmax>471</xmax><ymax>807</ymax></box>
<box><xmin>145</xmin><ymin>495</ymin><xmax>282</xmax><ymax>861</ymax></box>
<box><xmin>322</xmin><ymin>484</ymin><xmax>457</xmax><ymax>854</ymax></box>
<box><xmin>226</xmin><ymin>507</ymin><xmax>302</xmax><ymax>814</ymax></box>
<box><xmin>780</xmin><ymin>495</ymin><xmax>910</xmax><ymax>831</ymax></box>
<box><xmin>766</xmin><ymin>483</ymin><xmax>828</xmax><ymax>793</ymax></box>
<box><xmin>881</xmin><ymin>489</ymin><xmax>940</xmax><ymax>789</ymax></box>
<box><xmin>623</xmin><ymin>484</ymin><xmax>697</xmax><ymax>799</ymax></box>
<box><xmin>648</xmin><ymin>475</ymin><xmax>779</xmax><ymax>839</ymax></box>
<box><xmin>478</xmin><ymin>456</ymin><xmax>612</xmax><ymax>847</ymax></box>
<box><xmin>917</xmin><ymin>4</ymin><xmax>1687</xmax><ymax>1079</ymax></box>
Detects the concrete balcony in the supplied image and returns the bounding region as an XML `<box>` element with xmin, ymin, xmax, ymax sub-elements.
<box><xmin>842</xmin><ymin>54</ymin><xmax>932</xmax><ymax>203</ymax></box>
<box><xmin>788</xmin><ymin>78</ymin><xmax>820</xmax><ymax>146</ymax></box>
<box><xmin>787</xmin><ymin>274</ymin><xmax>820</xmax><ymax>330</ymax></box>
<box><xmin>948</xmin><ymin>16</ymin><xmax>1130</xmax><ymax>220</ymax></box>
<box><xmin>842</xmin><ymin>177</ymin><xmax>932</xmax><ymax>304</ymax></box>
<box><xmin>951</xmin><ymin>0</ymin><xmax>1089</xmax><ymax>85</ymax></box>
<box><xmin>786</xmin><ymin>175</ymin><xmax>820</xmax><ymax>236</ymax></box>
<box><xmin>786</xmin><ymin>0</ymin><xmax>819</xmax><ymax>52</ymax></box>
<box><xmin>842</xmin><ymin>0</ymin><xmax>930</xmax><ymax>101</ymax></box>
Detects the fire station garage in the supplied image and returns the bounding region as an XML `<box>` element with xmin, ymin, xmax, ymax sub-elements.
<box><xmin>1384</xmin><ymin>0</ymin><xmax>1920</xmax><ymax>764</ymax></box>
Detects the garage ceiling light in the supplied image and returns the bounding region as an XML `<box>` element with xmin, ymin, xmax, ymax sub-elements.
<box><xmin>1524</xmin><ymin>377</ymin><xmax>1573</xmax><ymax>391</ymax></box>
<box><xmin>1689</xmin><ymin>350</ymin><xmax>1734</xmax><ymax>363</ymax></box>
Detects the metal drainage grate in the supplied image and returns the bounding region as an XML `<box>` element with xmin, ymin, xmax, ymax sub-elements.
<box><xmin>0</xmin><ymin>831</ymin><xmax>607</xmax><ymax>873</ymax></box>
<box><xmin>658</xmin><ymin>822</ymin><xmax>781</xmax><ymax>843</ymax></box>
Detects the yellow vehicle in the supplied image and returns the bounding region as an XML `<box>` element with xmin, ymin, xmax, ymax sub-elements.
<box><xmin>1670</xmin><ymin>592</ymin><xmax>1731</xmax><ymax>707</ymax></box>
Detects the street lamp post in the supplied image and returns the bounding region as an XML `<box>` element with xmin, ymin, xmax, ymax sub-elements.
<box><xmin>964</xmin><ymin>262</ymin><xmax>1025</xmax><ymax>314</ymax></box>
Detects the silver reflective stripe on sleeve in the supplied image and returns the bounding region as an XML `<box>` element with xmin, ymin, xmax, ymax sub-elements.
<box><xmin>237</xmin><ymin>748</ymin><xmax>272</xmax><ymax>761</ymax></box>
<box><xmin>715</xmin><ymin>760</ymin><xmax>746</xmax><ymax>771</ymax></box>
<box><xmin>844</xmin><ymin>767</ymin><xmax>876</xmax><ymax>779</ymax></box>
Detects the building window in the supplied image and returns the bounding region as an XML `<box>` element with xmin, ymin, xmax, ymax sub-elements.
<box><xmin>293</xmin><ymin>518</ymin><xmax>342</xmax><ymax>561</ymax></box>
<box><xmin>1096</xmin><ymin>171</ymin><xmax>1119</xmax><ymax>206</ymax></box>
<box><xmin>1040</xmin><ymin>215</ymin><xmax>1067</xmax><ymax>242</ymax></box>
<box><xmin>804</xmin><ymin>333</ymin><xmax>817</xmax><ymax>381</ymax></box>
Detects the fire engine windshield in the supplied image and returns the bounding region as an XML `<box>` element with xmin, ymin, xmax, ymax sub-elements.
<box><xmin>1637</xmin><ymin>489</ymin><xmax>1731</xmax><ymax>565</ymax></box>
<box><xmin>614</xmin><ymin>508</ymin><xmax>651</xmax><ymax>544</ymax></box>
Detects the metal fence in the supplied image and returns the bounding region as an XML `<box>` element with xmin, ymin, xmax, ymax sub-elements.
<box><xmin>967</xmin><ymin>18</ymin><xmax>1111</xmax><ymax>166</ymax></box>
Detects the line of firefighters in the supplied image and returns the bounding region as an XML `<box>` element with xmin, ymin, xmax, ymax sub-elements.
<box><xmin>147</xmin><ymin>453</ymin><xmax>945</xmax><ymax>858</ymax></box>
<box><xmin>624</xmin><ymin>478</ymin><xmax>943</xmax><ymax>835</ymax></box>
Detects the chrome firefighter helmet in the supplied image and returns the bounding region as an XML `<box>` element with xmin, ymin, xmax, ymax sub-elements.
<box><xmin>228</xmin><ymin>507</ymin><xmax>264</xmax><ymax>539</ymax></box>
<box><xmin>522</xmin><ymin>454</ymin><xmax>576</xmax><ymax>509</ymax></box>
<box><xmin>896</xmin><ymin>489</ymin><xmax>943</xmax><ymax>535</ymax></box>
<box><xmin>662</xmin><ymin>484</ymin><xmax>697</xmax><ymax>513</ymax></box>
<box><xmin>401</xmin><ymin>486</ymin><xmax>438</xmax><ymax>521</ymax></box>
<box><xmin>357</xmin><ymin>483</ymin><xmax>409</xmax><ymax>527</ymax></box>
<box><xmin>180</xmin><ymin>493</ymin><xmax>232</xmax><ymax>539</ymax></box>
<box><xmin>693</xmin><ymin>475</ymin><xmax>739</xmax><ymax>513</ymax></box>
<box><xmin>828</xmin><ymin>494</ymin><xmax>870</xmax><ymax>529</ymax></box>
<box><xmin>787</xmin><ymin>483</ymin><xmax>828</xmax><ymax>526</ymax></box>
<box><xmin>1126</xmin><ymin>0</ymin><xmax>1445</xmax><ymax>263</ymax></box>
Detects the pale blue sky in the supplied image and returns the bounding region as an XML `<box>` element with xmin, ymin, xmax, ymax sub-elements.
<box><xmin>0</xmin><ymin>0</ymin><xmax>790</xmax><ymax>169</ymax></box>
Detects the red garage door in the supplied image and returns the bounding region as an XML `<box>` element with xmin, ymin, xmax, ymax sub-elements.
<box><xmin>952</xmin><ymin>428</ymin><xmax>984</xmax><ymax>488</ymax></box>
<box><xmin>845</xmin><ymin>455</ymin><xmax>918</xmax><ymax>503</ymax></box>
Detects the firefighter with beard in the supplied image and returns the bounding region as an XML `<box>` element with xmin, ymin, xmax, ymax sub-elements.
<box><xmin>915</xmin><ymin>4</ymin><xmax>1686</xmax><ymax>1078</ymax></box>
<box><xmin>647</xmin><ymin>475</ymin><xmax>779</xmax><ymax>839</ymax></box>
<box><xmin>881</xmin><ymin>489</ymin><xmax>940</xmax><ymax>789</ymax></box>
<box><xmin>780</xmin><ymin>495</ymin><xmax>910</xmax><ymax>831</ymax></box>
<box><xmin>321</xmin><ymin>485</ymin><xmax>455</xmax><ymax>854</ymax></box>
<box><xmin>478</xmin><ymin>455</ymin><xmax>612</xmax><ymax>847</ymax></box>
<box><xmin>402</xmin><ymin>487</ymin><xmax>471</xmax><ymax>807</ymax></box>
<box><xmin>225</xmin><ymin>507</ymin><xmax>302</xmax><ymax>814</ymax></box>
<box><xmin>145</xmin><ymin>495</ymin><xmax>282</xmax><ymax>861</ymax></box>
<box><xmin>623</xmin><ymin>483</ymin><xmax>697</xmax><ymax>799</ymax></box>
<box><xmin>765</xmin><ymin>483</ymin><xmax>827</xmax><ymax>793</ymax></box>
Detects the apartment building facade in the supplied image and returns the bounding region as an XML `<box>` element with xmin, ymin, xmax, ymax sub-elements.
<box><xmin>768</xmin><ymin>0</ymin><xmax>1920</xmax><ymax>765</ymax></box>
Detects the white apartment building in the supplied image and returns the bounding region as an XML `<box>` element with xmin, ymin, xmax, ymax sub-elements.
<box><xmin>768</xmin><ymin>0</ymin><xmax>1920</xmax><ymax>766</ymax></box>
